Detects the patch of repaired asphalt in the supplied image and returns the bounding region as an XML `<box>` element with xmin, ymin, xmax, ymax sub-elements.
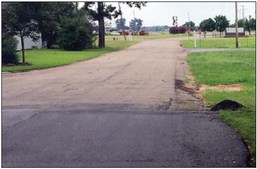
<box><xmin>2</xmin><ymin>106</ymin><xmax>249</xmax><ymax>167</ymax></box>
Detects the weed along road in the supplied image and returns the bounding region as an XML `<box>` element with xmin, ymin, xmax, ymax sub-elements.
<box><xmin>2</xmin><ymin>38</ymin><xmax>249</xmax><ymax>167</ymax></box>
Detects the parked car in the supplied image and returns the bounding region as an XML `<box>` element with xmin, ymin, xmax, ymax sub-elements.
<box><xmin>118</xmin><ymin>30</ymin><xmax>137</xmax><ymax>35</ymax></box>
<box><xmin>110</xmin><ymin>31</ymin><xmax>120</xmax><ymax>35</ymax></box>
<box><xmin>139</xmin><ymin>30</ymin><xmax>149</xmax><ymax>35</ymax></box>
<box><xmin>118</xmin><ymin>30</ymin><xmax>129</xmax><ymax>35</ymax></box>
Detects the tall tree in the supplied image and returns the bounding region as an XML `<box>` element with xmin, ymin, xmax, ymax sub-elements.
<box><xmin>249</xmin><ymin>18</ymin><xmax>256</xmax><ymax>30</ymax></box>
<box><xmin>2</xmin><ymin>2</ymin><xmax>40</xmax><ymax>64</ymax></box>
<box><xmin>214</xmin><ymin>15</ymin><xmax>229</xmax><ymax>37</ymax></box>
<box><xmin>83</xmin><ymin>2</ymin><xmax>117</xmax><ymax>48</ymax></box>
<box><xmin>34</xmin><ymin>2</ymin><xmax>75</xmax><ymax>48</ymax></box>
<box><xmin>231</xmin><ymin>18</ymin><xmax>255</xmax><ymax>34</ymax></box>
<box><xmin>125</xmin><ymin>2</ymin><xmax>147</xmax><ymax>9</ymax></box>
<box><xmin>129</xmin><ymin>18</ymin><xmax>143</xmax><ymax>31</ymax></box>
<box><xmin>237</xmin><ymin>19</ymin><xmax>245</xmax><ymax>27</ymax></box>
<box><xmin>83</xmin><ymin>2</ymin><xmax>146</xmax><ymax>47</ymax></box>
<box><xmin>115</xmin><ymin>18</ymin><xmax>126</xmax><ymax>30</ymax></box>
<box><xmin>183</xmin><ymin>21</ymin><xmax>195</xmax><ymax>31</ymax></box>
<box><xmin>199</xmin><ymin>18</ymin><xmax>215</xmax><ymax>32</ymax></box>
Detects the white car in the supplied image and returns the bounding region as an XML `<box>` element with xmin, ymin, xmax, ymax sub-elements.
<box><xmin>110</xmin><ymin>31</ymin><xmax>120</xmax><ymax>35</ymax></box>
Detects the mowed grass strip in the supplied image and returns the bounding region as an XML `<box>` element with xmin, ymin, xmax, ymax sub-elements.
<box><xmin>2</xmin><ymin>39</ymin><xmax>136</xmax><ymax>72</ymax></box>
<box><xmin>187</xmin><ymin>50</ymin><xmax>256</xmax><ymax>166</ymax></box>
<box><xmin>3</xmin><ymin>32</ymin><xmax>184</xmax><ymax>72</ymax></box>
<box><xmin>181</xmin><ymin>36</ymin><xmax>255</xmax><ymax>48</ymax></box>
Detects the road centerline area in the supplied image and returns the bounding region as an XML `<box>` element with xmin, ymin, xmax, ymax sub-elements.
<box><xmin>2</xmin><ymin>38</ymin><xmax>249</xmax><ymax>167</ymax></box>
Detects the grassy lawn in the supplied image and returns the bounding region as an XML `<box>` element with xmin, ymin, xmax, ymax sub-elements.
<box><xmin>181</xmin><ymin>36</ymin><xmax>255</xmax><ymax>48</ymax></box>
<box><xmin>187</xmin><ymin>50</ymin><xmax>256</xmax><ymax>166</ymax></box>
<box><xmin>3</xmin><ymin>32</ymin><xmax>183</xmax><ymax>72</ymax></box>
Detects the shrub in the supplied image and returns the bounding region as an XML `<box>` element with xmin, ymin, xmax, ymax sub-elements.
<box><xmin>58</xmin><ymin>17</ymin><xmax>95</xmax><ymax>51</ymax></box>
<box><xmin>169</xmin><ymin>26</ymin><xmax>186</xmax><ymax>34</ymax></box>
<box><xmin>2</xmin><ymin>34</ymin><xmax>18</xmax><ymax>64</ymax></box>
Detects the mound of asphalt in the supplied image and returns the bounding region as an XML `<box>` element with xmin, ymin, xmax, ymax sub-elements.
<box><xmin>211</xmin><ymin>100</ymin><xmax>244</xmax><ymax>111</ymax></box>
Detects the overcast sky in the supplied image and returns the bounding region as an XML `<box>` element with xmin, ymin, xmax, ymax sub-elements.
<box><xmin>97</xmin><ymin>2</ymin><xmax>255</xmax><ymax>27</ymax></box>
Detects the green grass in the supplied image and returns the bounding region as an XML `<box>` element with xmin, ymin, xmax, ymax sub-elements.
<box><xmin>181</xmin><ymin>36</ymin><xmax>256</xmax><ymax>48</ymax></box>
<box><xmin>3</xmin><ymin>32</ymin><xmax>183</xmax><ymax>72</ymax></box>
<box><xmin>188</xmin><ymin>50</ymin><xmax>256</xmax><ymax>166</ymax></box>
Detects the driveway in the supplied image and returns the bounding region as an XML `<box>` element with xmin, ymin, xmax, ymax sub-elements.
<box><xmin>2</xmin><ymin>38</ymin><xmax>249</xmax><ymax>167</ymax></box>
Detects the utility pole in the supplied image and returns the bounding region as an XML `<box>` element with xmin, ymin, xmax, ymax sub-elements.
<box><xmin>118</xmin><ymin>3</ymin><xmax>126</xmax><ymax>41</ymax></box>
<box><xmin>242</xmin><ymin>5</ymin><xmax>245</xmax><ymax>20</ymax></box>
<box><xmin>133</xmin><ymin>9</ymin><xmax>136</xmax><ymax>31</ymax></box>
<box><xmin>187</xmin><ymin>12</ymin><xmax>191</xmax><ymax>39</ymax></box>
<box><xmin>188</xmin><ymin>12</ymin><xmax>191</xmax><ymax>30</ymax></box>
<box><xmin>235</xmin><ymin>2</ymin><xmax>239</xmax><ymax>48</ymax></box>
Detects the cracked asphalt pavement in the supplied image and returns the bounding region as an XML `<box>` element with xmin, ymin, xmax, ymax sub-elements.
<box><xmin>2</xmin><ymin>38</ymin><xmax>249</xmax><ymax>167</ymax></box>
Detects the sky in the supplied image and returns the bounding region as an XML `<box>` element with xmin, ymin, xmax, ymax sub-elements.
<box><xmin>95</xmin><ymin>2</ymin><xmax>256</xmax><ymax>27</ymax></box>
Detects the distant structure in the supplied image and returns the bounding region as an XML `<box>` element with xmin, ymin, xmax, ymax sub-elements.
<box><xmin>225</xmin><ymin>27</ymin><xmax>246</xmax><ymax>37</ymax></box>
<box><xmin>15</xmin><ymin>34</ymin><xmax>42</xmax><ymax>50</ymax></box>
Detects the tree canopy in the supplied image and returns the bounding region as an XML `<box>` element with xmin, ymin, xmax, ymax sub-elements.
<box><xmin>116</xmin><ymin>18</ymin><xmax>126</xmax><ymax>30</ymax></box>
<box><xmin>199</xmin><ymin>18</ymin><xmax>215</xmax><ymax>32</ymax></box>
<box><xmin>82</xmin><ymin>2</ymin><xmax>146</xmax><ymax>48</ymax></box>
<box><xmin>2</xmin><ymin>2</ymin><xmax>40</xmax><ymax>63</ymax></box>
<box><xmin>34</xmin><ymin>2</ymin><xmax>76</xmax><ymax>48</ymax></box>
<box><xmin>214</xmin><ymin>15</ymin><xmax>230</xmax><ymax>33</ymax></box>
<box><xmin>129</xmin><ymin>18</ymin><xmax>143</xmax><ymax>31</ymax></box>
<box><xmin>182</xmin><ymin>21</ymin><xmax>196</xmax><ymax>31</ymax></box>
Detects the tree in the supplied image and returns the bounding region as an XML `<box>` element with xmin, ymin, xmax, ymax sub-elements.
<box><xmin>2</xmin><ymin>2</ymin><xmax>40</xmax><ymax>64</ymax></box>
<box><xmin>237</xmin><ymin>19</ymin><xmax>245</xmax><ymax>27</ymax></box>
<box><xmin>214</xmin><ymin>15</ymin><xmax>229</xmax><ymax>37</ymax></box>
<box><xmin>244</xmin><ymin>18</ymin><xmax>256</xmax><ymax>35</ymax></box>
<box><xmin>183</xmin><ymin>21</ymin><xmax>195</xmax><ymax>31</ymax></box>
<box><xmin>129</xmin><ymin>18</ymin><xmax>143</xmax><ymax>31</ymax></box>
<box><xmin>2</xmin><ymin>33</ymin><xmax>19</xmax><ymax>64</ymax></box>
<box><xmin>34</xmin><ymin>2</ymin><xmax>76</xmax><ymax>48</ymax></box>
<box><xmin>116</xmin><ymin>18</ymin><xmax>126</xmax><ymax>30</ymax></box>
<box><xmin>249</xmin><ymin>18</ymin><xmax>256</xmax><ymax>30</ymax></box>
<box><xmin>58</xmin><ymin>17</ymin><xmax>95</xmax><ymax>50</ymax></box>
<box><xmin>83</xmin><ymin>2</ymin><xmax>117</xmax><ymax>48</ymax></box>
<box><xmin>199</xmin><ymin>18</ymin><xmax>215</xmax><ymax>32</ymax></box>
<box><xmin>83</xmin><ymin>2</ymin><xmax>146</xmax><ymax>48</ymax></box>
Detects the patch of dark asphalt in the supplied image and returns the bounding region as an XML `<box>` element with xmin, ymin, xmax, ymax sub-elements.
<box><xmin>2</xmin><ymin>105</ymin><xmax>249</xmax><ymax>167</ymax></box>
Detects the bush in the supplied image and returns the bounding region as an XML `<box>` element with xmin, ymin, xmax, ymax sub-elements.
<box><xmin>2</xmin><ymin>34</ymin><xmax>18</xmax><ymax>64</ymax></box>
<box><xmin>169</xmin><ymin>26</ymin><xmax>186</xmax><ymax>34</ymax></box>
<box><xmin>58</xmin><ymin>17</ymin><xmax>95</xmax><ymax>51</ymax></box>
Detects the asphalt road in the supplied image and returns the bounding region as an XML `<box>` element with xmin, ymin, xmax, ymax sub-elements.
<box><xmin>2</xmin><ymin>38</ymin><xmax>249</xmax><ymax>167</ymax></box>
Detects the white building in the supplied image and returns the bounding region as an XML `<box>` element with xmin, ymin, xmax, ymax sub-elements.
<box><xmin>15</xmin><ymin>34</ymin><xmax>43</xmax><ymax>50</ymax></box>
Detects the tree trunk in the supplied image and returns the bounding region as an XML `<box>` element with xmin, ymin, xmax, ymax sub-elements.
<box><xmin>98</xmin><ymin>2</ymin><xmax>105</xmax><ymax>48</ymax></box>
<box><xmin>75</xmin><ymin>2</ymin><xmax>78</xmax><ymax>11</ymax></box>
<box><xmin>20</xmin><ymin>32</ymin><xmax>25</xmax><ymax>64</ymax></box>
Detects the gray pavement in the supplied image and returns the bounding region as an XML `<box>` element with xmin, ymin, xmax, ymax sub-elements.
<box><xmin>2</xmin><ymin>106</ymin><xmax>249</xmax><ymax>167</ymax></box>
<box><xmin>2</xmin><ymin>38</ymin><xmax>250</xmax><ymax>167</ymax></box>
<box><xmin>188</xmin><ymin>48</ymin><xmax>255</xmax><ymax>53</ymax></box>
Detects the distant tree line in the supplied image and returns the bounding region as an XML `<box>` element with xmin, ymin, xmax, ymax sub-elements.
<box><xmin>199</xmin><ymin>15</ymin><xmax>255</xmax><ymax>35</ymax></box>
<box><xmin>230</xmin><ymin>18</ymin><xmax>256</xmax><ymax>35</ymax></box>
<box><xmin>115</xmin><ymin>18</ymin><xmax>143</xmax><ymax>31</ymax></box>
<box><xmin>169</xmin><ymin>15</ymin><xmax>256</xmax><ymax>36</ymax></box>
